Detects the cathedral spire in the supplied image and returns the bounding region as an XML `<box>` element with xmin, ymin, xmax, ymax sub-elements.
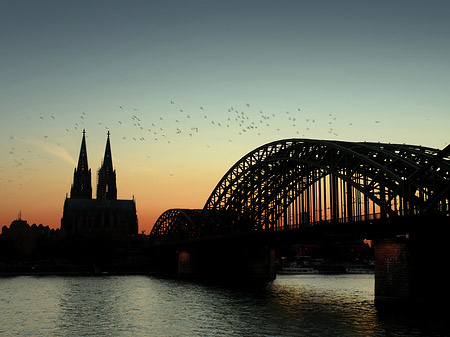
<box><xmin>97</xmin><ymin>131</ymin><xmax>117</xmax><ymax>199</ymax></box>
<box><xmin>103</xmin><ymin>131</ymin><xmax>113</xmax><ymax>174</ymax></box>
<box><xmin>70</xmin><ymin>129</ymin><xmax>92</xmax><ymax>199</ymax></box>
<box><xmin>77</xmin><ymin>129</ymin><xmax>89</xmax><ymax>172</ymax></box>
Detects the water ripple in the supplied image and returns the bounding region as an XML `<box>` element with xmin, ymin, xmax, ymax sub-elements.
<box><xmin>0</xmin><ymin>274</ymin><xmax>448</xmax><ymax>336</ymax></box>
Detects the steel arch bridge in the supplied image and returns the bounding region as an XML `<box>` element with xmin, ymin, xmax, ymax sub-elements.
<box><xmin>150</xmin><ymin>139</ymin><xmax>450</xmax><ymax>244</ymax></box>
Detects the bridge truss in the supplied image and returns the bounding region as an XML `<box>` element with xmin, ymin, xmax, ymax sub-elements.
<box><xmin>150</xmin><ymin>139</ymin><xmax>450</xmax><ymax>243</ymax></box>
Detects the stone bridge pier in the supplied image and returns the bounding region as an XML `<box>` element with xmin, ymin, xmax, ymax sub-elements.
<box><xmin>177</xmin><ymin>243</ymin><xmax>276</xmax><ymax>281</ymax></box>
<box><xmin>374</xmin><ymin>218</ymin><xmax>450</xmax><ymax>306</ymax></box>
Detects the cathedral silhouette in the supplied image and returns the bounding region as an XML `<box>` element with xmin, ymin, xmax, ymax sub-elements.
<box><xmin>61</xmin><ymin>130</ymin><xmax>138</xmax><ymax>238</ymax></box>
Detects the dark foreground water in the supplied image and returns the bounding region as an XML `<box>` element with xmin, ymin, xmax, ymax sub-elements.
<box><xmin>0</xmin><ymin>274</ymin><xmax>448</xmax><ymax>336</ymax></box>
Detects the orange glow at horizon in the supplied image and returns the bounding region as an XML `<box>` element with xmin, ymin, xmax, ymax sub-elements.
<box><xmin>0</xmin><ymin>131</ymin><xmax>232</xmax><ymax>234</ymax></box>
<box><xmin>0</xmin><ymin>125</ymin><xmax>447</xmax><ymax>235</ymax></box>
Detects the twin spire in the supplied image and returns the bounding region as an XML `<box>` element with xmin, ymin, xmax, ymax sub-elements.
<box><xmin>70</xmin><ymin>130</ymin><xmax>117</xmax><ymax>200</ymax></box>
<box><xmin>97</xmin><ymin>131</ymin><xmax>117</xmax><ymax>199</ymax></box>
<box><xmin>70</xmin><ymin>129</ymin><xmax>91</xmax><ymax>199</ymax></box>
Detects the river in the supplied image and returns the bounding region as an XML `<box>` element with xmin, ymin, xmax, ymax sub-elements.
<box><xmin>0</xmin><ymin>274</ymin><xmax>448</xmax><ymax>336</ymax></box>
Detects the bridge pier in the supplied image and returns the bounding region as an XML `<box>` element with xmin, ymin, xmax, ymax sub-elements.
<box><xmin>242</xmin><ymin>246</ymin><xmax>277</xmax><ymax>280</ymax></box>
<box><xmin>177</xmin><ymin>250</ymin><xmax>192</xmax><ymax>277</ymax></box>
<box><xmin>175</xmin><ymin>244</ymin><xmax>276</xmax><ymax>281</ymax></box>
<box><xmin>374</xmin><ymin>219</ymin><xmax>450</xmax><ymax>306</ymax></box>
<box><xmin>374</xmin><ymin>237</ymin><xmax>412</xmax><ymax>303</ymax></box>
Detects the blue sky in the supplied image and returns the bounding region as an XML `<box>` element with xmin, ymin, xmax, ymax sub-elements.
<box><xmin>1</xmin><ymin>0</ymin><xmax>449</xmax><ymax>231</ymax></box>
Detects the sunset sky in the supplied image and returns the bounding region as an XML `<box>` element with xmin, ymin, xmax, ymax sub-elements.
<box><xmin>1</xmin><ymin>1</ymin><xmax>449</xmax><ymax>234</ymax></box>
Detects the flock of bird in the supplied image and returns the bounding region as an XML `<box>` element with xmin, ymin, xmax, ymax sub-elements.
<box><xmin>103</xmin><ymin>100</ymin><xmax>357</xmax><ymax>146</ymax></box>
<box><xmin>2</xmin><ymin>99</ymin><xmax>384</xmax><ymax>192</ymax></box>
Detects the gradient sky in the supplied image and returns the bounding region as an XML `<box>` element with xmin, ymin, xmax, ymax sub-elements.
<box><xmin>1</xmin><ymin>1</ymin><xmax>449</xmax><ymax>234</ymax></box>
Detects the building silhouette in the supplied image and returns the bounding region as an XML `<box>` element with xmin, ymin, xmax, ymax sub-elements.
<box><xmin>61</xmin><ymin>131</ymin><xmax>138</xmax><ymax>238</ymax></box>
<box><xmin>1</xmin><ymin>212</ymin><xmax>60</xmax><ymax>257</ymax></box>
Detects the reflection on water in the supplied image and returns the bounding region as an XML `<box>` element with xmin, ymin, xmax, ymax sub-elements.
<box><xmin>0</xmin><ymin>274</ymin><xmax>448</xmax><ymax>336</ymax></box>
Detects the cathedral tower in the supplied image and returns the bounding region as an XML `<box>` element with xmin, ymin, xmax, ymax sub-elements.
<box><xmin>70</xmin><ymin>129</ymin><xmax>92</xmax><ymax>199</ymax></box>
<box><xmin>62</xmin><ymin>130</ymin><xmax>137</xmax><ymax>238</ymax></box>
<box><xmin>96</xmin><ymin>131</ymin><xmax>117</xmax><ymax>199</ymax></box>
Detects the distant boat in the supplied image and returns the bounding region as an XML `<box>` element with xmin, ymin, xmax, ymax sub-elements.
<box><xmin>278</xmin><ymin>266</ymin><xmax>319</xmax><ymax>275</ymax></box>
<box><xmin>345</xmin><ymin>265</ymin><xmax>374</xmax><ymax>274</ymax></box>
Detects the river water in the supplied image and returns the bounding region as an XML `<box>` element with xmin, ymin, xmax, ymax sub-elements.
<box><xmin>0</xmin><ymin>274</ymin><xmax>448</xmax><ymax>336</ymax></box>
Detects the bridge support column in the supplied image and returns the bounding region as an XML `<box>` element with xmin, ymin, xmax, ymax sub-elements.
<box><xmin>178</xmin><ymin>250</ymin><xmax>192</xmax><ymax>277</ymax></box>
<box><xmin>374</xmin><ymin>237</ymin><xmax>412</xmax><ymax>303</ymax></box>
<box><xmin>244</xmin><ymin>247</ymin><xmax>276</xmax><ymax>280</ymax></box>
<box><xmin>175</xmin><ymin>244</ymin><xmax>276</xmax><ymax>281</ymax></box>
<box><xmin>374</xmin><ymin>220</ymin><xmax>450</xmax><ymax>306</ymax></box>
<box><xmin>217</xmin><ymin>245</ymin><xmax>276</xmax><ymax>281</ymax></box>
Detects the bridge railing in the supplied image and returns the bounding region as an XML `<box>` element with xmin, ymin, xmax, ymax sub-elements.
<box><xmin>277</xmin><ymin>212</ymin><xmax>385</xmax><ymax>231</ymax></box>
<box><xmin>277</xmin><ymin>207</ymin><xmax>449</xmax><ymax>232</ymax></box>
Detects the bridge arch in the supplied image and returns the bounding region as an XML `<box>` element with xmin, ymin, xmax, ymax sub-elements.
<box><xmin>150</xmin><ymin>209</ymin><xmax>203</xmax><ymax>244</ymax></box>
<box><xmin>152</xmin><ymin>139</ymin><xmax>450</xmax><ymax>241</ymax></box>
<box><xmin>204</xmin><ymin>139</ymin><xmax>450</xmax><ymax>233</ymax></box>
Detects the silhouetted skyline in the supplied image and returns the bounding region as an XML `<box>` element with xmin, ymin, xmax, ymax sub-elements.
<box><xmin>1</xmin><ymin>1</ymin><xmax>449</xmax><ymax>233</ymax></box>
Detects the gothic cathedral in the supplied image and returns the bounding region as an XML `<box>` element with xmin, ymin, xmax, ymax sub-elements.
<box><xmin>61</xmin><ymin>131</ymin><xmax>138</xmax><ymax>238</ymax></box>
